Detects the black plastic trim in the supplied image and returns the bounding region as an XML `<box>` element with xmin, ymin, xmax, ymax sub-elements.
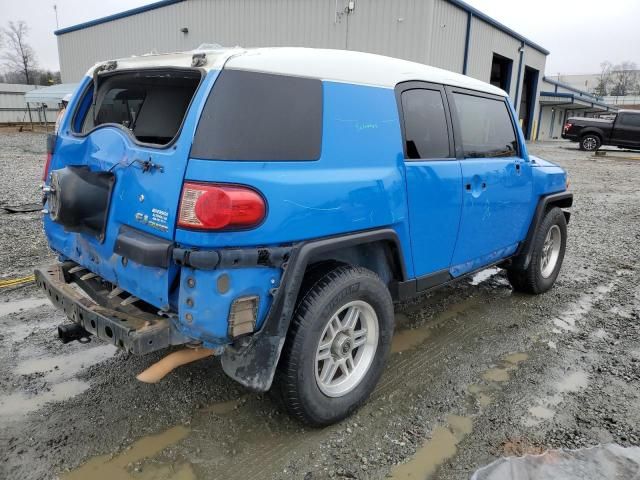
<box><xmin>511</xmin><ymin>191</ymin><xmax>573</xmax><ymax>270</ymax></box>
<box><xmin>394</xmin><ymin>81</ymin><xmax>456</xmax><ymax>161</ymax></box>
<box><xmin>220</xmin><ymin>228</ymin><xmax>407</xmax><ymax>392</ymax></box>
<box><xmin>173</xmin><ymin>245</ymin><xmax>291</xmax><ymax>270</ymax></box>
<box><xmin>114</xmin><ymin>225</ymin><xmax>173</xmax><ymax>268</ymax></box>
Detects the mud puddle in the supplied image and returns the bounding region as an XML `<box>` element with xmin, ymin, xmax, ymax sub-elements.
<box><xmin>15</xmin><ymin>343</ymin><xmax>117</xmax><ymax>381</ymax></box>
<box><xmin>0</xmin><ymin>296</ymin><xmax>50</xmax><ymax>317</ymax></box>
<box><xmin>0</xmin><ymin>379</ymin><xmax>89</xmax><ymax>418</ymax></box>
<box><xmin>481</xmin><ymin>353</ymin><xmax>529</xmax><ymax>383</ymax></box>
<box><xmin>392</xmin><ymin>314</ymin><xmax>433</xmax><ymax>353</ymax></box>
<box><xmin>390</xmin><ymin>415</ymin><xmax>473</xmax><ymax>479</ymax></box>
<box><xmin>391</xmin><ymin>352</ymin><xmax>529</xmax><ymax>479</ymax></box>
<box><xmin>524</xmin><ymin>370</ymin><xmax>589</xmax><ymax>426</ymax></box>
<box><xmin>0</xmin><ymin>342</ymin><xmax>116</xmax><ymax>421</ymax></box>
<box><xmin>552</xmin><ymin>282</ymin><xmax>615</xmax><ymax>332</ymax></box>
<box><xmin>62</xmin><ymin>425</ymin><xmax>191</xmax><ymax>480</ymax></box>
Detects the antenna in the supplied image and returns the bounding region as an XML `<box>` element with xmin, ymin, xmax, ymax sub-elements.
<box><xmin>53</xmin><ymin>4</ymin><xmax>59</xmax><ymax>29</ymax></box>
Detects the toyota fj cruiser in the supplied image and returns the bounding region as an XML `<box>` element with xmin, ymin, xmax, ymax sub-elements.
<box><xmin>37</xmin><ymin>47</ymin><xmax>572</xmax><ymax>426</ymax></box>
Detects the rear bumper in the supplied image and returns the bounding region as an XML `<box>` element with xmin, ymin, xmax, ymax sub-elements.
<box><xmin>35</xmin><ymin>263</ymin><xmax>180</xmax><ymax>355</ymax></box>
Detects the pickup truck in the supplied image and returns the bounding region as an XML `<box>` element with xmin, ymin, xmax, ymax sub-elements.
<box><xmin>562</xmin><ymin>110</ymin><xmax>640</xmax><ymax>151</ymax></box>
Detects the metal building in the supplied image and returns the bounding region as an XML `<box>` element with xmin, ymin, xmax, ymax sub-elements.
<box><xmin>536</xmin><ymin>78</ymin><xmax>618</xmax><ymax>141</ymax></box>
<box><xmin>55</xmin><ymin>0</ymin><xmax>549</xmax><ymax>139</ymax></box>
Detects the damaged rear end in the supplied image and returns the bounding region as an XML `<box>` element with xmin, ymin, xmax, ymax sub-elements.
<box><xmin>37</xmin><ymin>51</ymin><xmax>279</xmax><ymax>359</ymax></box>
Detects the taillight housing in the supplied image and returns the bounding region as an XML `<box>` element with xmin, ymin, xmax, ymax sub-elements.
<box><xmin>43</xmin><ymin>134</ymin><xmax>57</xmax><ymax>181</ymax></box>
<box><xmin>178</xmin><ymin>182</ymin><xmax>266</xmax><ymax>230</ymax></box>
<box><xmin>563</xmin><ymin>122</ymin><xmax>573</xmax><ymax>133</ymax></box>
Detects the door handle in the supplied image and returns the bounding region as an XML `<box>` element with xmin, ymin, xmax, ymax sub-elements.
<box><xmin>515</xmin><ymin>162</ymin><xmax>522</xmax><ymax>175</ymax></box>
<box><xmin>465</xmin><ymin>181</ymin><xmax>487</xmax><ymax>192</ymax></box>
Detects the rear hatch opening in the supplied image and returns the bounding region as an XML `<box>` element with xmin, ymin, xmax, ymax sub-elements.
<box><xmin>44</xmin><ymin>67</ymin><xmax>206</xmax><ymax>310</ymax></box>
<box><xmin>78</xmin><ymin>68</ymin><xmax>202</xmax><ymax>146</ymax></box>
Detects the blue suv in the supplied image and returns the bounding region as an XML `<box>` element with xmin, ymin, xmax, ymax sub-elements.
<box><xmin>37</xmin><ymin>48</ymin><xmax>572</xmax><ymax>426</ymax></box>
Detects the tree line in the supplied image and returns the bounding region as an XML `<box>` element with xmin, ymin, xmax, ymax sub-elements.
<box><xmin>0</xmin><ymin>21</ymin><xmax>61</xmax><ymax>86</ymax></box>
<box><xmin>594</xmin><ymin>61</ymin><xmax>639</xmax><ymax>97</ymax></box>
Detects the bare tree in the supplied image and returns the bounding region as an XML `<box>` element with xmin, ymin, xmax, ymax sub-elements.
<box><xmin>593</xmin><ymin>61</ymin><xmax>613</xmax><ymax>97</ymax></box>
<box><xmin>611</xmin><ymin>61</ymin><xmax>638</xmax><ymax>97</ymax></box>
<box><xmin>2</xmin><ymin>21</ymin><xmax>38</xmax><ymax>84</ymax></box>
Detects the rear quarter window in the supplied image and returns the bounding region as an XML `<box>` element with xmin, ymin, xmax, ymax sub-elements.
<box><xmin>191</xmin><ymin>70</ymin><xmax>323</xmax><ymax>161</ymax></box>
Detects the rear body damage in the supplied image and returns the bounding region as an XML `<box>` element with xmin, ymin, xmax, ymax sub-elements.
<box><xmin>39</xmin><ymin>47</ymin><xmax>572</xmax><ymax>425</ymax></box>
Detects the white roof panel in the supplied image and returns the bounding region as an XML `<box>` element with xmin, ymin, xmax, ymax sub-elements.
<box><xmin>89</xmin><ymin>47</ymin><xmax>506</xmax><ymax>97</ymax></box>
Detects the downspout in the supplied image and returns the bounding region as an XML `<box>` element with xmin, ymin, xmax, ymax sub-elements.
<box><xmin>536</xmin><ymin>102</ymin><xmax>544</xmax><ymax>141</ymax></box>
<box><xmin>514</xmin><ymin>41</ymin><xmax>525</xmax><ymax>113</ymax></box>
<box><xmin>462</xmin><ymin>11</ymin><xmax>473</xmax><ymax>75</ymax></box>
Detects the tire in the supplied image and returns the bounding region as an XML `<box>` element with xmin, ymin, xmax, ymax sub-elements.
<box><xmin>579</xmin><ymin>134</ymin><xmax>601</xmax><ymax>151</ymax></box>
<box><xmin>508</xmin><ymin>207</ymin><xmax>567</xmax><ymax>294</ymax></box>
<box><xmin>277</xmin><ymin>265</ymin><xmax>394</xmax><ymax>426</ymax></box>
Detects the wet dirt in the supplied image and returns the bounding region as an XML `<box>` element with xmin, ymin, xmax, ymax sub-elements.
<box><xmin>1</xmin><ymin>136</ymin><xmax>640</xmax><ymax>480</ymax></box>
<box><xmin>62</xmin><ymin>425</ymin><xmax>191</xmax><ymax>480</ymax></box>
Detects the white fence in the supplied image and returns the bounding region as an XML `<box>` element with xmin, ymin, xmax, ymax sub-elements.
<box><xmin>0</xmin><ymin>83</ymin><xmax>58</xmax><ymax>124</ymax></box>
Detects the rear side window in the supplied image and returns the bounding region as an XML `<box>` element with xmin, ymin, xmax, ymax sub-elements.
<box><xmin>400</xmin><ymin>89</ymin><xmax>451</xmax><ymax>159</ymax></box>
<box><xmin>452</xmin><ymin>93</ymin><xmax>518</xmax><ymax>158</ymax></box>
<box><xmin>191</xmin><ymin>70</ymin><xmax>322</xmax><ymax>161</ymax></box>
<box><xmin>620</xmin><ymin>113</ymin><xmax>640</xmax><ymax>127</ymax></box>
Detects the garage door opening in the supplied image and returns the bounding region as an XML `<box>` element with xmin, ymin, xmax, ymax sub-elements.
<box><xmin>518</xmin><ymin>66</ymin><xmax>539</xmax><ymax>140</ymax></box>
<box><xmin>490</xmin><ymin>53</ymin><xmax>513</xmax><ymax>94</ymax></box>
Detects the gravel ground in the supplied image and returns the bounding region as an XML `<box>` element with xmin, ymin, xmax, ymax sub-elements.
<box><xmin>0</xmin><ymin>132</ymin><xmax>639</xmax><ymax>480</ymax></box>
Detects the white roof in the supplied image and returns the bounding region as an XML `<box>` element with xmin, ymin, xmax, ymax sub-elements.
<box><xmin>89</xmin><ymin>47</ymin><xmax>506</xmax><ymax>97</ymax></box>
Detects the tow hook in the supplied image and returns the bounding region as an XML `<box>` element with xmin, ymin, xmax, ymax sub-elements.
<box><xmin>58</xmin><ymin>323</ymin><xmax>92</xmax><ymax>344</ymax></box>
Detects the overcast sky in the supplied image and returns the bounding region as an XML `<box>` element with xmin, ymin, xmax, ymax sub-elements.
<box><xmin>1</xmin><ymin>0</ymin><xmax>638</xmax><ymax>75</ymax></box>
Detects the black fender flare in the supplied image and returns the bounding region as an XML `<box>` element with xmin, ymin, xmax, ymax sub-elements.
<box><xmin>510</xmin><ymin>191</ymin><xmax>573</xmax><ymax>270</ymax></box>
<box><xmin>220</xmin><ymin>228</ymin><xmax>406</xmax><ymax>392</ymax></box>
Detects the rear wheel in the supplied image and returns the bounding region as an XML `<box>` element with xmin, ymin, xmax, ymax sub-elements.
<box><xmin>277</xmin><ymin>265</ymin><xmax>394</xmax><ymax>426</ymax></box>
<box><xmin>579</xmin><ymin>134</ymin><xmax>601</xmax><ymax>151</ymax></box>
<box><xmin>507</xmin><ymin>207</ymin><xmax>567</xmax><ymax>294</ymax></box>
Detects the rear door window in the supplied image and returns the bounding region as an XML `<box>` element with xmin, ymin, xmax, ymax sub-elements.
<box><xmin>451</xmin><ymin>93</ymin><xmax>518</xmax><ymax>158</ymax></box>
<box><xmin>400</xmin><ymin>88</ymin><xmax>452</xmax><ymax>159</ymax></box>
<box><xmin>191</xmin><ymin>70</ymin><xmax>323</xmax><ymax>161</ymax></box>
<box><xmin>619</xmin><ymin>113</ymin><xmax>640</xmax><ymax>127</ymax></box>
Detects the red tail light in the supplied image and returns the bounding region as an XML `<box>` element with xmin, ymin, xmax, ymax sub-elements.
<box><xmin>43</xmin><ymin>134</ymin><xmax>57</xmax><ymax>182</ymax></box>
<box><xmin>178</xmin><ymin>182</ymin><xmax>266</xmax><ymax>230</ymax></box>
<box><xmin>563</xmin><ymin>122</ymin><xmax>573</xmax><ymax>133</ymax></box>
<box><xmin>42</xmin><ymin>153</ymin><xmax>52</xmax><ymax>182</ymax></box>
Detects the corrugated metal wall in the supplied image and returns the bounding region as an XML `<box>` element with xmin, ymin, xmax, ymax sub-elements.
<box><xmin>57</xmin><ymin>0</ymin><xmax>548</xmax><ymax>136</ymax></box>
<box><xmin>467</xmin><ymin>16</ymin><xmax>521</xmax><ymax>95</ymax></box>
<box><xmin>345</xmin><ymin>0</ymin><xmax>434</xmax><ymax>64</ymax></box>
<box><xmin>58</xmin><ymin>0</ymin><xmax>350</xmax><ymax>82</ymax></box>
<box><xmin>428</xmin><ymin>0</ymin><xmax>467</xmax><ymax>73</ymax></box>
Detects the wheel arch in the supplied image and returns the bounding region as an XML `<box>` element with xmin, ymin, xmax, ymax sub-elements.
<box><xmin>580</xmin><ymin>129</ymin><xmax>604</xmax><ymax>143</ymax></box>
<box><xmin>510</xmin><ymin>192</ymin><xmax>573</xmax><ymax>271</ymax></box>
<box><xmin>220</xmin><ymin>228</ymin><xmax>408</xmax><ymax>392</ymax></box>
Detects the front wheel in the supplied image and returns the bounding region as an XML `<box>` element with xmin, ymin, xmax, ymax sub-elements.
<box><xmin>508</xmin><ymin>207</ymin><xmax>567</xmax><ymax>294</ymax></box>
<box><xmin>277</xmin><ymin>265</ymin><xmax>394</xmax><ymax>426</ymax></box>
<box><xmin>579</xmin><ymin>134</ymin><xmax>601</xmax><ymax>151</ymax></box>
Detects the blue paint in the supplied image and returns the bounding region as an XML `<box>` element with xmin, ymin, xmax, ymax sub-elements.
<box><xmin>405</xmin><ymin>160</ymin><xmax>463</xmax><ymax>276</ymax></box>
<box><xmin>44</xmin><ymin>66</ymin><xmax>568</xmax><ymax>349</ymax></box>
